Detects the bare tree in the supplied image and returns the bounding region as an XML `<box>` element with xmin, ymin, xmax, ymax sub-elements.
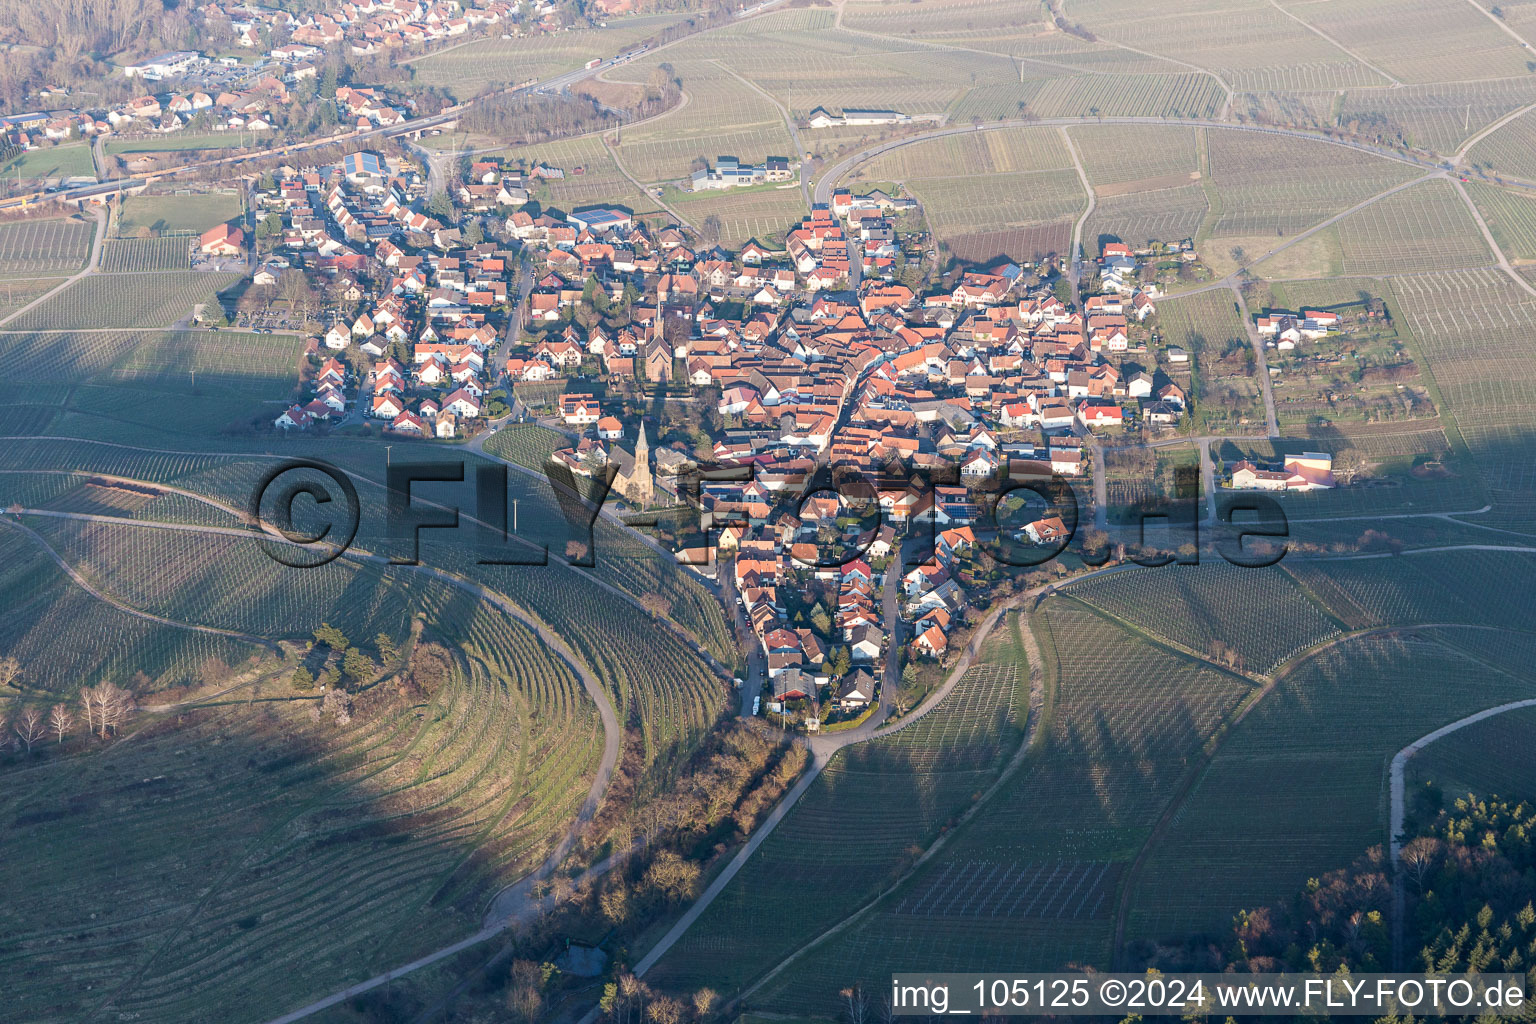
<box><xmin>13</xmin><ymin>707</ymin><xmax>45</xmax><ymax>752</ymax></box>
<box><xmin>0</xmin><ymin>654</ymin><xmax>19</xmax><ymax>690</ymax></box>
<box><xmin>1400</xmin><ymin>836</ymin><xmax>1441</xmax><ymax>894</ymax></box>
<box><xmin>692</xmin><ymin>988</ymin><xmax>718</xmax><ymax>1021</ymax></box>
<box><xmin>48</xmin><ymin>703</ymin><xmax>72</xmax><ymax>744</ymax></box>
<box><xmin>80</xmin><ymin>681</ymin><xmax>133</xmax><ymax>739</ymax></box>
<box><xmin>646</xmin><ymin>995</ymin><xmax>684</xmax><ymax>1024</ymax></box>
<box><xmin>843</xmin><ymin>985</ymin><xmax>871</xmax><ymax>1024</ymax></box>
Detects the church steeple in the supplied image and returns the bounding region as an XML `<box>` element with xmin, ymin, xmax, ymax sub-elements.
<box><xmin>633</xmin><ymin>420</ymin><xmax>649</xmax><ymax>472</ymax></box>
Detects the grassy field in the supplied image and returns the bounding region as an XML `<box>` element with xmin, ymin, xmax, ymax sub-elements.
<box><xmin>3</xmin><ymin>272</ymin><xmax>240</xmax><ymax>330</ymax></box>
<box><xmin>104</xmin><ymin>133</ymin><xmax>250</xmax><ymax>155</ymax></box>
<box><xmin>1153</xmin><ymin>288</ymin><xmax>1268</xmax><ymax>433</ymax></box>
<box><xmin>646</xmin><ymin>617</ymin><xmax>1030</xmax><ymax>996</ymax></box>
<box><xmin>1126</xmin><ymin>628</ymin><xmax>1536</xmax><ymax>944</ymax></box>
<box><xmin>1</xmin><ymin>143</ymin><xmax>95</xmax><ymax>180</ymax></box>
<box><xmin>117</xmin><ymin>193</ymin><xmax>243</xmax><ymax>236</ymax></box>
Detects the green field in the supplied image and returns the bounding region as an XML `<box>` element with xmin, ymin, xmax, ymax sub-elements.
<box><xmin>118</xmin><ymin>193</ymin><xmax>243</xmax><ymax>236</ymax></box>
<box><xmin>1</xmin><ymin>143</ymin><xmax>96</xmax><ymax>181</ymax></box>
<box><xmin>105</xmin><ymin>133</ymin><xmax>250</xmax><ymax>155</ymax></box>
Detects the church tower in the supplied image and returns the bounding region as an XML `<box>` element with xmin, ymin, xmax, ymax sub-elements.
<box><xmin>617</xmin><ymin>421</ymin><xmax>654</xmax><ymax>508</ymax></box>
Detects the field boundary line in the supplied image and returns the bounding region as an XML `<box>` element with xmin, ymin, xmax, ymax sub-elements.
<box><xmin>0</xmin><ymin>518</ymin><xmax>277</xmax><ymax>651</ymax></box>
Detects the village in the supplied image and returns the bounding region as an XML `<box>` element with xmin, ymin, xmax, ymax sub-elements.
<box><xmin>170</xmin><ymin>132</ymin><xmax>1350</xmax><ymax>728</ymax></box>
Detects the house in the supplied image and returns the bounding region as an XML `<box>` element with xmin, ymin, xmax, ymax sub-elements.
<box><xmin>199</xmin><ymin>222</ymin><xmax>244</xmax><ymax>256</ymax></box>
<box><xmin>443</xmin><ymin>388</ymin><xmax>482</xmax><ymax>418</ymax></box>
<box><xmin>324</xmin><ymin>325</ymin><xmax>352</xmax><ymax>350</ymax></box>
<box><xmin>560</xmin><ymin>393</ymin><xmax>601</xmax><ymax>426</ymax></box>
<box><xmin>275</xmin><ymin>404</ymin><xmax>312</xmax><ymax>430</ymax></box>
<box><xmin>835</xmin><ymin>670</ymin><xmax>876</xmax><ymax>710</ymax></box>
<box><xmin>1024</xmin><ymin>516</ymin><xmax>1069</xmax><ymax>545</ymax></box>
<box><xmin>371</xmin><ymin>393</ymin><xmax>405</xmax><ymax>419</ymax></box>
<box><xmin>913</xmin><ymin>623</ymin><xmax>948</xmax><ymax>659</ymax></box>
<box><xmin>596</xmin><ymin>416</ymin><xmax>624</xmax><ymax>441</ymax></box>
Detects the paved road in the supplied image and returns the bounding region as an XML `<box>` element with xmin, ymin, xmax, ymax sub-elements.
<box><xmin>1061</xmin><ymin>125</ymin><xmax>1095</xmax><ymax>299</ymax></box>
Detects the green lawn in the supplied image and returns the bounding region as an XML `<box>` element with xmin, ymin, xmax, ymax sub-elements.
<box><xmin>118</xmin><ymin>193</ymin><xmax>243</xmax><ymax>236</ymax></box>
<box><xmin>106</xmin><ymin>134</ymin><xmax>251</xmax><ymax>155</ymax></box>
<box><xmin>1</xmin><ymin>143</ymin><xmax>96</xmax><ymax>181</ymax></box>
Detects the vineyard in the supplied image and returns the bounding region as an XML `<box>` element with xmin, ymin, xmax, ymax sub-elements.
<box><xmin>1285</xmin><ymin>550</ymin><xmax>1536</xmax><ymax>633</ymax></box>
<box><xmin>1068</xmin><ymin>124</ymin><xmax>1198</xmax><ymax>192</ymax></box>
<box><xmin>666</xmin><ymin>184</ymin><xmax>806</xmax><ymax>247</ymax></box>
<box><xmin>1085</xmin><ymin>184</ymin><xmax>1208</xmax><ymax>255</ymax></box>
<box><xmin>748</xmin><ymin>602</ymin><xmax>1254</xmax><ymax>1011</ymax></box>
<box><xmin>408</xmin><ymin>13</ymin><xmax>687</xmax><ymax>99</ymax></box>
<box><xmin>0</xmin><ymin>217</ymin><xmax>93</xmax><ymax>274</ymax></box>
<box><xmin>1388</xmin><ymin>268</ymin><xmax>1536</xmax><ymax>507</ymax></box>
<box><xmin>1069</xmin><ymin>0</ymin><xmax>1388</xmax><ymax>92</ymax></box>
<box><xmin>1334</xmin><ymin>179</ymin><xmax>1492</xmax><ymax>275</ymax></box>
<box><xmin>0</xmin><ymin>600</ymin><xmax>603</xmax><ymax>1023</ymax></box>
<box><xmin>98</xmin><ymin>236</ymin><xmax>192</xmax><ymax>273</ymax></box>
<box><xmin>1125</xmin><ymin>629</ymin><xmax>1536</xmax><ymax>943</ymax></box>
<box><xmin>4</xmin><ymin>272</ymin><xmax>240</xmax><ymax>330</ymax></box>
<box><xmin>0</xmin><ymin>527</ymin><xmax>268</xmax><ymax>694</ymax></box>
<box><xmin>1463</xmin><ymin>181</ymin><xmax>1536</xmax><ymax>261</ymax></box>
<box><xmin>1340</xmin><ymin>77</ymin><xmax>1536</xmax><ymax>155</ymax></box>
<box><xmin>1408</xmin><ymin>701</ymin><xmax>1536</xmax><ymax>804</ymax></box>
<box><xmin>1282</xmin><ymin>0</ymin><xmax>1533</xmax><ymax>85</ymax></box>
<box><xmin>646</xmin><ymin>615</ymin><xmax>1030</xmax><ymax>996</ymax></box>
<box><xmin>481</xmin><ymin>423</ymin><xmax>567</xmax><ymax>471</ymax></box>
<box><xmin>1202</xmin><ymin>128</ymin><xmax>1419</xmax><ymax>238</ymax></box>
<box><xmin>1066</xmin><ymin>563</ymin><xmax>1344</xmax><ymax>673</ymax></box>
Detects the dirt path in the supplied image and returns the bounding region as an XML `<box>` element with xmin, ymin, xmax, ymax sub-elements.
<box><xmin>1061</xmin><ymin>125</ymin><xmax>1095</xmax><ymax>297</ymax></box>
<box><xmin>1</xmin><ymin>516</ymin><xmax>277</xmax><ymax>650</ymax></box>
<box><xmin>1388</xmin><ymin>697</ymin><xmax>1536</xmax><ymax>966</ymax></box>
